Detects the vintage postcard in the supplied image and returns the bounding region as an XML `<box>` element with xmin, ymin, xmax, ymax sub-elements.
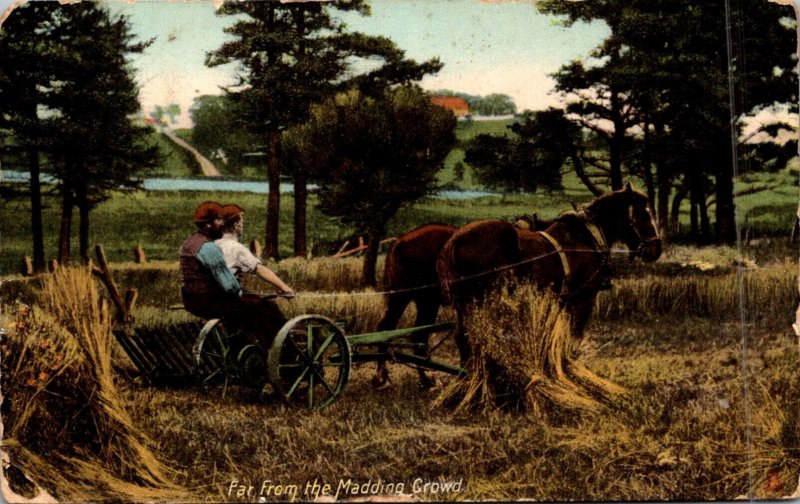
<box><xmin>1</xmin><ymin>0</ymin><xmax>799</xmax><ymax>502</ymax></box>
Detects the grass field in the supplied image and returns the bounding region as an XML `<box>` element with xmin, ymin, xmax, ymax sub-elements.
<box><xmin>1</xmin><ymin>167</ymin><xmax>797</xmax><ymax>277</ymax></box>
<box><xmin>3</xmin><ymin>117</ymin><xmax>797</xmax><ymax>275</ymax></box>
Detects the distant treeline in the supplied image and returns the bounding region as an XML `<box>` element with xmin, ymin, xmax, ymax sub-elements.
<box><xmin>432</xmin><ymin>90</ymin><xmax>517</xmax><ymax>116</ymax></box>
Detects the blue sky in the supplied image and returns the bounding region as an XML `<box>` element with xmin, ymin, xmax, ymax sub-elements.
<box><xmin>2</xmin><ymin>0</ymin><xmax>608</xmax><ymax>128</ymax></box>
<box><xmin>104</xmin><ymin>0</ymin><xmax>610</xmax><ymax>127</ymax></box>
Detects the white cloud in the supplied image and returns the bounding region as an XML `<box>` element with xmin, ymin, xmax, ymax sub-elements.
<box><xmin>420</xmin><ymin>63</ymin><xmax>563</xmax><ymax>112</ymax></box>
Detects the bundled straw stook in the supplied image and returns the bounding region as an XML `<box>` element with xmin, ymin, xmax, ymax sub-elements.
<box><xmin>435</xmin><ymin>284</ymin><xmax>626</xmax><ymax>418</ymax></box>
<box><xmin>1</xmin><ymin>267</ymin><xmax>184</xmax><ymax>502</ymax></box>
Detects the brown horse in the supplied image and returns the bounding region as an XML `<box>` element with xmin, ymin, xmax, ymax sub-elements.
<box><xmin>437</xmin><ymin>184</ymin><xmax>662</xmax><ymax>364</ymax></box>
<box><xmin>373</xmin><ymin>215</ymin><xmax>556</xmax><ymax>387</ymax></box>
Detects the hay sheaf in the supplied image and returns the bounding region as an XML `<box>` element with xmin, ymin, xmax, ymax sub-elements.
<box><xmin>435</xmin><ymin>285</ymin><xmax>625</xmax><ymax>417</ymax></box>
<box><xmin>1</xmin><ymin>267</ymin><xmax>185</xmax><ymax>502</ymax></box>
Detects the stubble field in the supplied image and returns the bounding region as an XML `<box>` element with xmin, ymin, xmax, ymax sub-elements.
<box><xmin>2</xmin><ymin>245</ymin><xmax>798</xmax><ymax>502</ymax></box>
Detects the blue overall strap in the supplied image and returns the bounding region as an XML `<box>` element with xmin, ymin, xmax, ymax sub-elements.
<box><xmin>197</xmin><ymin>241</ymin><xmax>242</xmax><ymax>296</ymax></box>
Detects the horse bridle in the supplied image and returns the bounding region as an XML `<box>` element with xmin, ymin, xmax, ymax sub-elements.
<box><xmin>626</xmin><ymin>205</ymin><xmax>660</xmax><ymax>258</ymax></box>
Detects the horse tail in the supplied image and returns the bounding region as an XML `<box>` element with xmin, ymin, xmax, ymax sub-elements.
<box><xmin>436</xmin><ymin>236</ymin><xmax>458</xmax><ymax>306</ymax></box>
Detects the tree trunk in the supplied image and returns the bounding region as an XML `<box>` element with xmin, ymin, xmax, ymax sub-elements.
<box><xmin>58</xmin><ymin>189</ymin><xmax>73</xmax><ymax>264</ymax></box>
<box><xmin>361</xmin><ymin>227</ymin><xmax>383</xmax><ymax>288</ymax></box>
<box><xmin>292</xmin><ymin>6</ymin><xmax>308</xmax><ymax>258</ymax></box>
<box><xmin>689</xmin><ymin>168</ymin><xmax>710</xmax><ymax>245</ymax></box>
<box><xmin>641</xmin><ymin>119</ymin><xmax>656</xmax><ymax>216</ymax></box>
<box><xmin>77</xmin><ymin>184</ymin><xmax>90</xmax><ymax>264</ymax></box>
<box><xmin>699</xmin><ymin>193</ymin><xmax>711</xmax><ymax>245</ymax></box>
<box><xmin>670</xmin><ymin>183</ymin><xmax>688</xmax><ymax>237</ymax></box>
<box><xmin>715</xmin><ymin>152</ymin><xmax>737</xmax><ymax>244</ymax></box>
<box><xmin>654</xmin><ymin>122</ymin><xmax>671</xmax><ymax>238</ymax></box>
<box><xmin>570</xmin><ymin>151</ymin><xmax>603</xmax><ymax>196</ymax></box>
<box><xmin>609</xmin><ymin>86</ymin><xmax>624</xmax><ymax>191</ymax></box>
<box><xmin>657</xmin><ymin>165</ymin><xmax>671</xmax><ymax>239</ymax></box>
<box><xmin>27</xmin><ymin>148</ymin><xmax>46</xmax><ymax>272</ymax></box>
<box><xmin>264</xmin><ymin>129</ymin><xmax>281</xmax><ymax>260</ymax></box>
<box><xmin>293</xmin><ymin>171</ymin><xmax>308</xmax><ymax>257</ymax></box>
<box><xmin>689</xmin><ymin>170</ymin><xmax>700</xmax><ymax>242</ymax></box>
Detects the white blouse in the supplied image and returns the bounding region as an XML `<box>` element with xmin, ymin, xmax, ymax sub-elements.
<box><xmin>215</xmin><ymin>233</ymin><xmax>262</xmax><ymax>277</ymax></box>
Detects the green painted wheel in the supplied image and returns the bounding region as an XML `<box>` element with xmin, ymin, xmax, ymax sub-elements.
<box><xmin>193</xmin><ymin>319</ymin><xmax>236</xmax><ymax>395</ymax></box>
<box><xmin>268</xmin><ymin>315</ymin><xmax>351</xmax><ymax>410</ymax></box>
<box><xmin>237</xmin><ymin>344</ymin><xmax>268</xmax><ymax>391</ymax></box>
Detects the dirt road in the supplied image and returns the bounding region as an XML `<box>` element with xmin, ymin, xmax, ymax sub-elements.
<box><xmin>162</xmin><ymin>129</ymin><xmax>221</xmax><ymax>177</ymax></box>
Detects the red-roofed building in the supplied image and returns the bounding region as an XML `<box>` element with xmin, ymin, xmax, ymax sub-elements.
<box><xmin>430</xmin><ymin>96</ymin><xmax>470</xmax><ymax>117</ymax></box>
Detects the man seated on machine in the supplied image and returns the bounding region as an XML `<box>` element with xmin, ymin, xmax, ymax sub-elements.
<box><xmin>179</xmin><ymin>201</ymin><xmax>292</xmax><ymax>350</ymax></box>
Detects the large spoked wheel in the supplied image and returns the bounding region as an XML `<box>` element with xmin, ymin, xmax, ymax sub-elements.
<box><xmin>193</xmin><ymin>319</ymin><xmax>238</xmax><ymax>396</ymax></box>
<box><xmin>268</xmin><ymin>315</ymin><xmax>352</xmax><ymax>410</ymax></box>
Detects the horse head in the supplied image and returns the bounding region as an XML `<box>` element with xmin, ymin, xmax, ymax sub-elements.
<box><xmin>585</xmin><ymin>183</ymin><xmax>662</xmax><ymax>262</ymax></box>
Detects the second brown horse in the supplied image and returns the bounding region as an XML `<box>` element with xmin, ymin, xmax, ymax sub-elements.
<box><xmin>437</xmin><ymin>184</ymin><xmax>662</xmax><ymax>365</ymax></box>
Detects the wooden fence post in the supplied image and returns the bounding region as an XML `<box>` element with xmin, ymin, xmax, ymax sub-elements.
<box><xmin>133</xmin><ymin>244</ymin><xmax>147</xmax><ymax>264</ymax></box>
<box><xmin>91</xmin><ymin>244</ymin><xmax>134</xmax><ymax>323</ymax></box>
<box><xmin>21</xmin><ymin>256</ymin><xmax>33</xmax><ymax>276</ymax></box>
<box><xmin>250</xmin><ymin>239</ymin><xmax>262</xmax><ymax>258</ymax></box>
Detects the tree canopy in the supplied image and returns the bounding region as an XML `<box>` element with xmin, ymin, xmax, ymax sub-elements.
<box><xmin>292</xmin><ymin>87</ymin><xmax>456</xmax><ymax>285</ymax></box>
<box><xmin>0</xmin><ymin>2</ymin><xmax>157</xmax><ymax>263</ymax></box>
<box><xmin>537</xmin><ymin>0</ymin><xmax>796</xmax><ymax>243</ymax></box>
<box><xmin>206</xmin><ymin>0</ymin><xmax>443</xmax><ymax>258</ymax></box>
<box><xmin>464</xmin><ymin>109</ymin><xmax>579</xmax><ymax>193</ymax></box>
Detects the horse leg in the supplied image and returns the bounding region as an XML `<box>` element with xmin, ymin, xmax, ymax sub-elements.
<box><xmin>568</xmin><ymin>292</ymin><xmax>598</xmax><ymax>341</ymax></box>
<box><xmin>454</xmin><ymin>314</ymin><xmax>471</xmax><ymax>366</ymax></box>
<box><xmin>412</xmin><ymin>291</ymin><xmax>441</xmax><ymax>388</ymax></box>
<box><xmin>372</xmin><ymin>293</ymin><xmax>410</xmax><ymax>388</ymax></box>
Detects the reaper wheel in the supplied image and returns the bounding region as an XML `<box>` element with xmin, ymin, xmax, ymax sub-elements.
<box><xmin>193</xmin><ymin>319</ymin><xmax>243</xmax><ymax>397</ymax></box>
<box><xmin>268</xmin><ymin>315</ymin><xmax>351</xmax><ymax>410</ymax></box>
<box><xmin>237</xmin><ymin>344</ymin><xmax>268</xmax><ymax>391</ymax></box>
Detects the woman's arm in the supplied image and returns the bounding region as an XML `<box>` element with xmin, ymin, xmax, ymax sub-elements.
<box><xmin>255</xmin><ymin>264</ymin><xmax>294</xmax><ymax>296</ymax></box>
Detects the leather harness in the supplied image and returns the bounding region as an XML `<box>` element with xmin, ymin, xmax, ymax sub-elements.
<box><xmin>538</xmin><ymin>211</ymin><xmax>609</xmax><ymax>296</ymax></box>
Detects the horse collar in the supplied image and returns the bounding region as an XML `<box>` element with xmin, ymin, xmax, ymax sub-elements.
<box><xmin>577</xmin><ymin>211</ymin><xmax>608</xmax><ymax>252</ymax></box>
<box><xmin>539</xmin><ymin>231</ymin><xmax>571</xmax><ymax>296</ymax></box>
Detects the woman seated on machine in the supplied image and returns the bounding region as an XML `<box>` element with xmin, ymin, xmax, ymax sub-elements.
<box><xmin>215</xmin><ymin>203</ymin><xmax>295</xmax><ymax>349</ymax></box>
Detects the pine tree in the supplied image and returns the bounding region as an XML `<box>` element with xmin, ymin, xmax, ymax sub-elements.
<box><xmin>207</xmin><ymin>1</ymin><xmax>441</xmax><ymax>258</ymax></box>
<box><xmin>0</xmin><ymin>3</ymin><xmax>62</xmax><ymax>271</ymax></box>
<box><xmin>1</xmin><ymin>2</ymin><xmax>157</xmax><ymax>264</ymax></box>
<box><xmin>538</xmin><ymin>0</ymin><xmax>795</xmax><ymax>243</ymax></box>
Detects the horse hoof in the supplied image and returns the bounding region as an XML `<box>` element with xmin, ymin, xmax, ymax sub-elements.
<box><xmin>370</xmin><ymin>375</ymin><xmax>391</xmax><ymax>389</ymax></box>
<box><xmin>419</xmin><ymin>377</ymin><xmax>439</xmax><ymax>390</ymax></box>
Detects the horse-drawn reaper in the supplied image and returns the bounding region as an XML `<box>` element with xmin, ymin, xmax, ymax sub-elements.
<box><xmin>114</xmin><ymin>187</ymin><xmax>660</xmax><ymax>409</ymax></box>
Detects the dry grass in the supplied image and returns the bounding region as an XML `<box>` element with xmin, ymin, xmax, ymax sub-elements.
<box><xmin>1</xmin><ymin>267</ymin><xmax>186</xmax><ymax>502</ymax></box>
<box><xmin>597</xmin><ymin>260</ymin><xmax>797</xmax><ymax>325</ymax></box>
<box><xmin>2</xmin><ymin>250</ymin><xmax>798</xmax><ymax>501</ymax></box>
<box><xmin>270</xmin><ymin>256</ymin><xmax>379</xmax><ymax>293</ymax></box>
<box><xmin>434</xmin><ymin>285</ymin><xmax>625</xmax><ymax>418</ymax></box>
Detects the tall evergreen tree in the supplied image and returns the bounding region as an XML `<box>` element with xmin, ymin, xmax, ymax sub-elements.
<box><xmin>207</xmin><ymin>1</ymin><xmax>441</xmax><ymax>258</ymax></box>
<box><xmin>47</xmin><ymin>3</ymin><xmax>157</xmax><ymax>263</ymax></box>
<box><xmin>1</xmin><ymin>2</ymin><xmax>156</xmax><ymax>264</ymax></box>
<box><xmin>538</xmin><ymin>0</ymin><xmax>795</xmax><ymax>243</ymax></box>
<box><xmin>0</xmin><ymin>3</ymin><xmax>61</xmax><ymax>271</ymax></box>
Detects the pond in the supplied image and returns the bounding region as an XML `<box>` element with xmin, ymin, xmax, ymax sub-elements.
<box><xmin>1</xmin><ymin>171</ymin><xmax>498</xmax><ymax>200</ymax></box>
